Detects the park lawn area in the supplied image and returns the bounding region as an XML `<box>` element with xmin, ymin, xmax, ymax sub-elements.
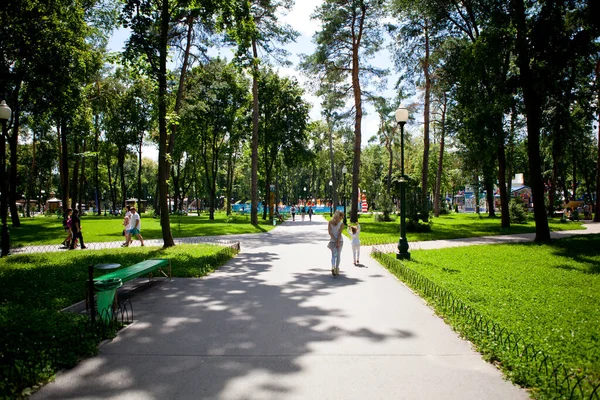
<box><xmin>376</xmin><ymin>234</ymin><xmax>600</xmax><ymax>397</ymax></box>
<box><xmin>0</xmin><ymin>243</ymin><xmax>238</xmax><ymax>397</ymax></box>
<box><xmin>348</xmin><ymin>213</ymin><xmax>584</xmax><ymax>245</ymax></box>
<box><xmin>9</xmin><ymin>211</ymin><xmax>275</xmax><ymax>247</ymax></box>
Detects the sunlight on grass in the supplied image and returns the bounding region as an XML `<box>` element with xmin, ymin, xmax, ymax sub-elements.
<box><xmin>9</xmin><ymin>212</ymin><xmax>275</xmax><ymax>246</ymax></box>
<box><xmin>343</xmin><ymin>212</ymin><xmax>584</xmax><ymax>245</ymax></box>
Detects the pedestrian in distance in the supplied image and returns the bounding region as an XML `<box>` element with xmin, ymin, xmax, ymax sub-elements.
<box><xmin>123</xmin><ymin>207</ymin><xmax>144</xmax><ymax>247</ymax></box>
<box><xmin>308</xmin><ymin>206</ymin><xmax>314</xmax><ymax>221</ymax></box>
<box><xmin>327</xmin><ymin>210</ymin><xmax>345</xmax><ymax>276</ymax></box>
<box><xmin>348</xmin><ymin>222</ymin><xmax>361</xmax><ymax>265</ymax></box>
<box><xmin>69</xmin><ymin>209</ymin><xmax>86</xmax><ymax>249</ymax></box>
<box><xmin>301</xmin><ymin>205</ymin><xmax>306</xmax><ymax>221</ymax></box>
<box><xmin>122</xmin><ymin>206</ymin><xmax>131</xmax><ymax>246</ymax></box>
<box><xmin>61</xmin><ymin>208</ymin><xmax>73</xmax><ymax>248</ymax></box>
<box><xmin>291</xmin><ymin>205</ymin><xmax>296</xmax><ymax>221</ymax></box>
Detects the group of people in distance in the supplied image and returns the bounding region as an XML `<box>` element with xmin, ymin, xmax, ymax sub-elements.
<box><xmin>290</xmin><ymin>205</ymin><xmax>314</xmax><ymax>221</ymax></box>
<box><xmin>121</xmin><ymin>205</ymin><xmax>144</xmax><ymax>247</ymax></box>
<box><xmin>61</xmin><ymin>208</ymin><xmax>86</xmax><ymax>250</ymax></box>
<box><xmin>327</xmin><ymin>210</ymin><xmax>361</xmax><ymax>277</ymax></box>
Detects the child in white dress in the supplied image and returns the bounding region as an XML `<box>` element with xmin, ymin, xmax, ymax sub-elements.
<box><xmin>348</xmin><ymin>223</ymin><xmax>361</xmax><ymax>265</ymax></box>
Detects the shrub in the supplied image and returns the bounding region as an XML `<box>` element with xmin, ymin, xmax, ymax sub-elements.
<box><xmin>509</xmin><ymin>197</ymin><xmax>529</xmax><ymax>224</ymax></box>
<box><xmin>406</xmin><ymin>219</ymin><xmax>432</xmax><ymax>232</ymax></box>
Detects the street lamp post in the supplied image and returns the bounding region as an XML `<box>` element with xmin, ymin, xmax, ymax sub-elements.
<box><xmin>342</xmin><ymin>166</ymin><xmax>347</xmax><ymax>225</ymax></box>
<box><xmin>328</xmin><ymin>180</ymin><xmax>333</xmax><ymax>216</ymax></box>
<box><xmin>0</xmin><ymin>101</ymin><xmax>11</xmax><ymax>257</ymax></box>
<box><xmin>395</xmin><ymin>106</ymin><xmax>410</xmax><ymax>260</ymax></box>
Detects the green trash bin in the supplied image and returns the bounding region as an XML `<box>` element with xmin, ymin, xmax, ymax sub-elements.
<box><xmin>94</xmin><ymin>278</ymin><xmax>123</xmax><ymax>322</ymax></box>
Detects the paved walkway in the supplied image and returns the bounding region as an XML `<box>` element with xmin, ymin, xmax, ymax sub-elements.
<box><xmin>32</xmin><ymin>218</ymin><xmax>600</xmax><ymax>399</ymax></box>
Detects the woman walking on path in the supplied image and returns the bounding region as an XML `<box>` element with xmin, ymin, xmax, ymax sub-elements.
<box><xmin>327</xmin><ymin>210</ymin><xmax>345</xmax><ymax>276</ymax></box>
<box><xmin>348</xmin><ymin>222</ymin><xmax>361</xmax><ymax>265</ymax></box>
<box><xmin>69</xmin><ymin>209</ymin><xmax>86</xmax><ymax>249</ymax></box>
<box><xmin>61</xmin><ymin>209</ymin><xmax>73</xmax><ymax>247</ymax></box>
<box><xmin>124</xmin><ymin>207</ymin><xmax>144</xmax><ymax>247</ymax></box>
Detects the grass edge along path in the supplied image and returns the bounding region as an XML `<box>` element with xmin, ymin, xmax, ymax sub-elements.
<box><xmin>0</xmin><ymin>243</ymin><xmax>239</xmax><ymax>398</ymax></box>
<box><xmin>372</xmin><ymin>241</ymin><xmax>600</xmax><ymax>400</ymax></box>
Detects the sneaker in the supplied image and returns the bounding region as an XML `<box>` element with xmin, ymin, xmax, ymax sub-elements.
<box><xmin>121</xmin><ymin>243</ymin><xmax>128</xmax><ymax>247</ymax></box>
<box><xmin>335</xmin><ymin>267</ymin><xmax>339</xmax><ymax>276</ymax></box>
<box><xmin>331</xmin><ymin>268</ymin><xmax>336</xmax><ymax>277</ymax></box>
<box><xmin>81</xmin><ymin>246</ymin><xmax>87</xmax><ymax>249</ymax></box>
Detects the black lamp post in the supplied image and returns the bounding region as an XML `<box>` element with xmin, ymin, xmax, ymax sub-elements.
<box><xmin>0</xmin><ymin>101</ymin><xmax>11</xmax><ymax>257</ymax></box>
<box><xmin>395</xmin><ymin>106</ymin><xmax>410</xmax><ymax>260</ymax></box>
<box><xmin>342</xmin><ymin>166</ymin><xmax>347</xmax><ymax>225</ymax></box>
<box><xmin>328</xmin><ymin>180</ymin><xmax>333</xmax><ymax>216</ymax></box>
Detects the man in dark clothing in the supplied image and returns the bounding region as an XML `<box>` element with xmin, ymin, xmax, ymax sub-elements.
<box><xmin>69</xmin><ymin>209</ymin><xmax>87</xmax><ymax>249</ymax></box>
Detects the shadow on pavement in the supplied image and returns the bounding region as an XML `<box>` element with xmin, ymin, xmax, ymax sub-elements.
<box><xmin>35</xmin><ymin>219</ymin><xmax>416</xmax><ymax>399</ymax></box>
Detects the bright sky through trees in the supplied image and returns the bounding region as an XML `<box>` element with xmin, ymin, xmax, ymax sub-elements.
<box><xmin>107</xmin><ymin>0</ymin><xmax>400</xmax><ymax>162</ymax></box>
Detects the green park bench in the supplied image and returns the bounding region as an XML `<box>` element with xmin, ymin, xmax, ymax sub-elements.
<box><xmin>88</xmin><ymin>259</ymin><xmax>171</xmax><ymax>322</ymax></box>
<box><xmin>95</xmin><ymin>259</ymin><xmax>171</xmax><ymax>283</ymax></box>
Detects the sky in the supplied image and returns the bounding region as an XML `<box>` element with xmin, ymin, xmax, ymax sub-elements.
<box><xmin>107</xmin><ymin>0</ymin><xmax>399</xmax><ymax>161</ymax></box>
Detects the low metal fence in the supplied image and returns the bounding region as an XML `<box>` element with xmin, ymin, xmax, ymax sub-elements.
<box><xmin>9</xmin><ymin>236</ymin><xmax>241</xmax><ymax>255</ymax></box>
<box><xmin>371</xmin><ymin>247</ymin><xmax>600</xmax><ymax>400</ymax></box>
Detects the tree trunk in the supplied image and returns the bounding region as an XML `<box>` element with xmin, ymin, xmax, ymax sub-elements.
<box><xmin>138</xmin><ymin>138</ymin><xmax>143</xmax><ymax>208</ymax></box>
<box><xmin>512</xmin><ymin>0</ymin><xmax>550</xmax><ymax>241</ymax></box>
<box><xmin>250</xmin><ymin>38</ymin><xmax>259</xmax><ymax>225</ymax></box>
<box><xmin>71</xmin><ymin>139</ymin><xmax>80</xmax><ymax>211</ymax></box>
<box><xmin>78</xmin><ymin>139</ymin><xmax>87</xmax><ymax>213</ymax></box>
<box><xmin>327</xmin><ymin>117</ymin><xmax>338</xmax><ymax>212</ymax></box>
<box><xmin>8</xmin><ymin>86</ymin><xmax>21</xmax><ymax>226</ymax></box>
<box><xmin>433</xmin><ymin>93</ymin><xmax>446</xmax><ymax>217</ymax></box>
<box><xmin>498</xmin><ymin>140</ymin><xmax>510</xmax><ymax>228</ymax></box>
<box><xmin>421</xmin><ymin>20</ymin><xmax>431</xmax><ymax>223</ymax></box>
<box><xmin>26</xmin><ymin>130</ymin><xmax>37</xmax><ymax>217</ymax></box>
<box><xmin>158</xmin><ymin>0</ymin><xmax>174</xmax><ymax>247</ymax></box>
<box><xmin>226</xmin><ymin>149</ymin><xmax>234</xmax><ymax>216</ymax></box>
<box><xmin>350</xmin><ymin>6</ymin><xmax>365</xmax><ymax>224</ymax></box>
<box><xmin>485</xmin><ymin>177</ymin><xmax>495</xmax><ymax>217</ymax></box>
<box><xmin>118</xmin><ymin>150</ymin><xmax>126</xmax><ymax>208</ymax></box>
<box><xmin>594</xmin><ymin>60</ymin><xmax>600</xmax><ymax>222</ymax></box>
<box><xmin>59</xmin><ymin>122</ymin><xmax>69</xmax><ymax>213</ymax></box>
<box><xmin>94</xmin><ymin>85</ymin><xmax>101</xmax><ymax>215</ymax></box>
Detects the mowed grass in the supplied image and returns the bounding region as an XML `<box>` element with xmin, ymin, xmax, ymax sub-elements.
<box><xmin>347</xmin><ymin>213</ymin><xmax>584</xmax><ymax>245</ymax></box>
<box><xmin>388</xmin><ymin>235</ymin><xmax>600</xmax><ymax>393</ymax></box>
<box><xmin>0</xmin><ymin>243</ymin><xmax>238</xmax><ymax>311</ymax></box>
<box><xmin>9</xmin><ymin>212</ymin><xmax>275</xmax><ymax>247</ymax></box>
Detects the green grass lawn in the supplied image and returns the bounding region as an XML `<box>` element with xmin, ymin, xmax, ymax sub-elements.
<box><xmin>9</xmin><ymin>211</ymin><xmax>275</xmax><ymax>247</ymax></box>
<box><xmin>374</xmin><ymin>234</ymin><xmax>600</xmax><ymax>398</ymax></box>
<box><xmin>346</xmin><ymin>213</ymin><xmax>584</xmax><ymax>245</ymax></box>
<box><xmin>0</xmin><ymin>243</ymin><xmax>238</xmax><ymax>397</ymax></box>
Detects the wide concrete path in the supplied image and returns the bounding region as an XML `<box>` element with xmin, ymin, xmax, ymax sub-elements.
<box><xmin>34</xmin><ymin>215</ymin><xmax>535</xmax><ymax>400</ymax></box>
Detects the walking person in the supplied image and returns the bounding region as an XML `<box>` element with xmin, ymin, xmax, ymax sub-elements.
<box><xmin>122</xmin><ymin>206</ymin><xmax>131</xmax><ymax>245</ymax></box>
<box><xmin>301</xmin><ymin>205</ymin><xmax>306</xmax><ymax>221</ymax></box>
<box><xmin>327</xmin><ymin>210</ymin><xmax>345</xmax><ymax>276</ymax></box>
<box><xmin>61</xmin><ymin>208</ymin><xmax>73</xmax><ymax>247</ymax></box>
<box><xmin>308</xmin><ymin>206</ymin><xmax>314</xmax><ymax>221</ymax></box>
<box><xmin>124</xmin><ymin>207</ymin><xmax>144</xmax><ymax>247</ymax></box>
<box><xmin>291</xmin><ymin>205</ymin><xmax>296</xmax><ymax>221</ymax></box>
<box><xmin>69</xmin><ymin>209</ymin><xmax>86</xmax><ymax>249</ymax></box>
<box><xmin>348</xmin><ymin>222</ymin><xmax>361</xmax><ymax>265</ymax></box>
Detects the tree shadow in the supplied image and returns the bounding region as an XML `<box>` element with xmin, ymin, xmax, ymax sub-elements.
<box><xmin>34</xmin><ymin>246</ymin><xmax>416</xmax><ymax>399</ymax></box>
